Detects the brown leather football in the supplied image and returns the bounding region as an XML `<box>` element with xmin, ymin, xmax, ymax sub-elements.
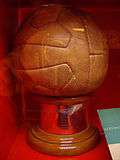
<box><xmin>12</xmin><ymin>4</ymin><xmax>108</xmax><ymax>97</ymax></box>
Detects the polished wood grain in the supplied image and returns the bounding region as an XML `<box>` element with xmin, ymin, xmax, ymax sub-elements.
<box><xmin>28</xmin><ymin>125</ymin><xmax>99</xmax><ymax>156</ymax></box>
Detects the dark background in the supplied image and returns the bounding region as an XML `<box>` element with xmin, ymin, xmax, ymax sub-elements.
<box><xmin>0</xmin><ymin>0</ymin><xmax>120</xmax><ymax>7</ymax></box>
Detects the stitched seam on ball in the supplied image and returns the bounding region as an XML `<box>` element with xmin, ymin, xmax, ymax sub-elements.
<box><xmin>29</xmin><ymin>6</ymin><xmax>63</xmax><ymax>29</ymax></box>
<box><xmin>16</xmin><ymin>63</ymin><xmax>75</xmax><ymax>91</ymax></box>
<box><xmin>16</xmin><ymin>42</ymin><xmax>71</xmax><ymax>48</ymax></box>
<box><xmin>88</xmin><ymin>50</ymin><xmax>108</xmax><ymax>55</ymax></box>
<box><xmin>56</xmin><ymin>7</ymin><xmax>86</xmax><ymax>41</ymax></box>
<box><xmin>80</xmin><ymin>15</ymin><xmax>91</xmax><ymax>92</ymax></box>
<box><xmin>16</xmin><ymin>62</ymin><xmax>74</xmax><ymax>70</ymax></box>
<box><xmin>57</xmin><ymin>23</ymin><xmax>72</xmax><ymax>48</ymax></box>
<box><xmin>17</xmin><ymin>9</ymin><xmax>71</xmax><ymax>48</ymax></box>
<box><xmin>56</xmin><ymin>8</ymin><xmax>73</xmax><ymax>47</ymax></box>
<box><xmin>17</xmin><ymin>23</ymin><xmax>71</xmax><ymax>48</ymax></box>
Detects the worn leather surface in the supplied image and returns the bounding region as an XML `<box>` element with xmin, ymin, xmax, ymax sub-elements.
<box><xmin>12</xmin><ymin>4</ymin><xmax>108</xmax><ymax>97</ymax></box>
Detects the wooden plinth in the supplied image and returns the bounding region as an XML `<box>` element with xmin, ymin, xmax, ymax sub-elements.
<box><xmin>28</xmin><ymin>126</ymin><xmax>100</xmax><ymax>156</ymax></box>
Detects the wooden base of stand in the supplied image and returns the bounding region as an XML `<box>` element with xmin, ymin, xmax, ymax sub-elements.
<box><xmin>28</xmin><ymin>126</ymin><xmax>100</xmax><ymax>156</ymax></box>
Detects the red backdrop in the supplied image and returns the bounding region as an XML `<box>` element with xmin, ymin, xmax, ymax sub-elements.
<box><xmin>0</xmin><ymin>1</ymin><xmax>120</xmax><ymax>160</ymax></box>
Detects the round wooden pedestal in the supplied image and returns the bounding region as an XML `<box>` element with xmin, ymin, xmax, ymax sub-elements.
<box><xmin>28</xmin><ymin>125</ymin><xmax>99</xmax><ymax>156</ymax></box>
<box><xmin>26</xmin><ymin>96</ymin><xmax>100</xmax><ymax>156</ymax></box>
